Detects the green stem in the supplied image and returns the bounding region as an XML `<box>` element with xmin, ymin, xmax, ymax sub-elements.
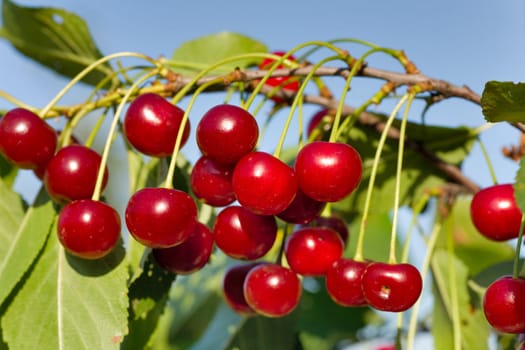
<box><xmin>477</xmin><ymin>136</ymin><xmax>498</xmax><ymax>185</ymax></box>
<box><xmin>401</xmin><ymin>192</ymin><xmax>431</xmax><ymax>263</ymax></box>
<box><xmin>513</xmin><ymin>214</ymin><xmax>525</xmax><ymax>278</ymax></box>
<box><xmin>0</xmin><ymin>90</ymin><xmax>36</xmax><ymax>111</ymax></box>
<box><xmin>353</xmin><ymin>94</ymin><xmax>409</xmax><ymax>262</ymax></box>
<box><xmin>447</xmin><ymin>213</ymin><xmax>462</xmax><ymax>350</ymax></box>
<box><xmin>388</xmin><ymin>94</ymin><xmax>415</xmax><ymax>264</ymax></box>
<box><xmin>276</xmin><ymin>224</ymin><xmax>294</xmax><ymax>265</ymax></box>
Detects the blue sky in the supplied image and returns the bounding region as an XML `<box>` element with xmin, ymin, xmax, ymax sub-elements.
<box><xmin>1</xmin><ymin>0</ymin><xmax>525</xmax><ymax>200</ymax></box>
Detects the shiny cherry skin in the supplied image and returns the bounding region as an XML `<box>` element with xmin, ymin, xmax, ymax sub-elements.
<box><xmin>362</xmin><ymin>262</ymin><xmax>422</xmax><ymax>312</ymax></box>
<box><xmin>470</xmin><ymin>183</ymin><xmax>523</xmax><ymax>241</ymax></box>
<box><xmin>196</xmin><ymin>104</ymin><xmax>259</xmax><ymax>165</ymax></box>
<box><xmin>307</xmin><ymin>215</ymin><xmax>349</xmax><ymax>246</ymax></box>
<box><xmin>33</xmin><ymin>131</ymin><xmax>81</xmax><ymax>180</ymax></box>
<box><xmin>306</xmin><ymin>108</ymin><xmax>333</xmax><ymax>141</ymax></box>
<box><xmin>277</xmin><ymin>188</ymin><xmax>325</xmax><ymax>224</ymax></box>
<box><xmin>57</xmin><ymin>199</ymin><xmax>121</xmax><ymax>259</ymax></box>
<box><xmin>152</xmin><ymin>222</ymin><xmax>214</xmax><ymax>275</ymax></box>
<box><xmin>295</xmin><ymin>141</ymin><xmax>362</xmax><ymax>202</ymax></box>
<box><xmin>233</xmin><ymin>151</ymin><xmax>297</xmax><ymax>215</ymax></box>
<box><xmin>0</xmin><ymin>108</ymin><xmax>57</xmax><ymax>169</ymax></box>
<box><xmin>258</xmin><ymin>51</ymin><xmax>300</xmax><ymax>103</ymax></box>
<box><xmin>212</xmin><ymin>205</ymin><xmax>277</xmax><ymax>260</ymax></box>
<box><xmin>243</xmin><ymin>263</ymin><xmax>302</xmax><ymax>317</ymax></box>
<box><xmin>222</xmin><ymin>262</ymin><xmax>263</xmax><ymax>316</ymax></box>
<box><xmin>325</xmin><ymin>258</ymin><xmax>370</xmax><ymax>307</ymax></box>
<box><xmin>123</xmin><ymin>93</ymin><xmax>190</xmax><ymax>157</ymax></box>
<box><xmin>190</xmin><ymin>156</ymin><xmax>235</xmax><ymax>207</ymax></box>
<box><xmin>483</xmin><ymin>276</ymin><xmax>525</xmax><ymax>334</ymax></box>
<box><xmin>44</xmin><ymin>145</ymin><xmax>108</xmax><ymax>203</ymax></box>
<box><xmin>284</xmin><ymin>227</ymin><xmax>344</xmax><ymax>276</ymax></box>
<box><xmin>125</xmin><ymin>187</ymin><xmax>197</xmax><ymax>248</ymax></box>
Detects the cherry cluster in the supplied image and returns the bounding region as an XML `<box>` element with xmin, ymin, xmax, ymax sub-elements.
<box><xmin>470</xmin><ymin>183</ymin><xmax>525</xmax><ymax>334</ymax></box>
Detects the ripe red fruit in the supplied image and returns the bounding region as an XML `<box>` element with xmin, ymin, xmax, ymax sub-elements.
<box><xmin>277</xmin><ymin>189</ymin><xmax>325</xmax><ymax>224</ymax></box>
<box><xmin>152</xmin><ymin>222</ymin><xmax>214</xmax><ymax>275</ymax></box>
<box><xmin>196</xmin><ymin>104</ymin><xmax>259</xmax><ymax>165</ymax></box>
<box><xmin>470</xmin><ymin>183</ymin><xmax>523</xmax><ymax>241</ymax></box>
<box><xmin>232</xmin><ymin>151</ymin><xmax>298</xmax><ymax>215</ymax></box>
<box><xmin>362</xmin><ymin>262</ymin><xmax>422</xmax><ymax>312</ymax></box>
<box><xmin>325</xmin><ymin>258</ymin><xmax>369</xmax><ymax>307</ymax></box>
<box><xmin>307</xmin><ymin>109</ymin><xmax>333</xmax><ymax>141</ymax></box>
<box><xmin>222</xmin><ymin>263</ymin><xmax>262</xmax><ymax>316</ymax></box>
<box><xmin>190</xmin><ymin>156</ymin><xmax>235</xmax><ymax>207</ymax></box>
<box><xmin>295</xmin><ymin>141</ymin><xmax>362</xmax><ymax>202</ymax></box>
<box><xmin>125</xmin><ymin>187</ymin><xmax>197</xmax><ymax>248</ymax></box>
<box><xmin>243</xmin><ymin>263</ymin><xmax>302</xmax><ymax>317</ymax></box>
<box><xmin>123</xmin><ymin>93</ymin><xmax>190</xmax><ymax>157</ymax></box>
<box><xmin>57</xmin><ymin>199</ymin><xmax>121</xmax><ymax>259</ymax></box>
<box><xmin>483</xmin><ymin>276</ymin><xmax>525</xmax><ymax>334</ymax></box>
<box><xmin>308</xmin><ymin>215</ymin><xmax>349</xmax><ymax>246</ymax></box>
<box><xmin>284</xmin><ymin>227</ymin><xmax>344</xmax><ymax>276</ymax></box>
<box><xmin>213</xmin><ymin>205</ymin><xmax>277</xmax><ymax>260</ymax></box>
<box><xmin>0</xmin><ymin>108</ymin><xmax>57</xmax><ymax>169</ymax></box>
<box><xmin>44</xmin><ymin>145</ymin><xmax>108</xmax><ymax>203</ymax></box>
<box><xmin>258</xmin><ymin>51</ymin><xmax>300</xmax><ymax>103</ymax></box>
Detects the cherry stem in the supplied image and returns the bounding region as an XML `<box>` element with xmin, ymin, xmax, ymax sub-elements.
<box><xmin>401</xmin><ymin>192</ymin><xmax>431</xmax><ymax>263</ymax></box>
<box><xmin>513</xmin><ymin>214</ymin><xmax>525</xmax><ymax>278</ymax></box>
<box><xmin>275</xmin><ymin>223</ymin><xmax>293</xmax><ymax>266</ymax></box>
<box><xmin>0</xmin><ymin>90</ymin><xmax>36</xmax><ymax>111</ymax></box>
<box><xmin>477</xmin><ymin>136</ymin><xmax>499</xmax><ymax>186</ymax></box>
<box><xmin>353</xmin><ymin>94</ymin><xmax>409</xmax><ymax>262</ymax></box>
<box><xmin>446</xmin><ymin>209</ymin><xmax>462</xmax><ymax>350</ymax></box>
<box><xmin>388</xmin><ymin>93</ymin><xmax>415</xmax><ymax>264</ymax></box>
<box><xmin>39</xmin><ymin>52</ymin><xmax>159</xmax><ymax>118</ymax></box>
<box><xmin>91</xmin><ymin>69</ymin><xmax>160</xmax><ymax>201</ymax></box>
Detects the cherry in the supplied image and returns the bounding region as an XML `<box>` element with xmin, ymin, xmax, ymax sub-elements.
<box><xmin>125</xmin><ymin>187</ymin><xmax>197</xmax><ymax>248</ymax></box>
<box><xmin>152</xmin><ymin>222</ymin><xmax>214</xmax><ymax>275</ymax></box>
<box><xmin>57</xmin><ymin>199</ymin><xmax>121</xmax><ymax>259</ymax></box>
<box><xmin>325</xmin><ymin>258</ymin><xmax>369</xmax><ymax>307</ymax></box>
<box><xmin>307</xmin><ymin>215</ymin><xmax>349</xmax><ymax>246</ymax></box>
<box><xmin>483</xmin><ymin>275</ymin><xmax>525</xmax><ymax>334</ymax></box>
<box><xmin>284</xmin><ymin>227</ymin><xmax>344</xmax><ymax>276</ymax></box>
<box><xmin>222</xmin><ymin>262</ymin><xmax>262</xmax><ymax>316</ymax></box>
<box><xmin>361</xmin><ymin>262</ymin><xmax>422</xmax><ymax>312</ymax></box>
<box><xmin>33</xmin><ymin>131</ymin><xmax>81</xmax><ymax>180</ymax></box>
<box><xmin>470</xmin><ymin>183</ymin><xmax>523</xmax><ymax>241</ymax></box>
<box><xmin>295</xmin><ymin>141</ymin><xmax>362</xmax><ymax>202</ymax></box>
<box><xmin>190</xmin><ymin>156</ymin><xmax>235</xmax><ymax>207</ymax></box>
<box><xmin>0</xmin><ymin>108</ymin><xmax>57</xmax><ymax>170</ymax></box>
<box><xmin>44</xmin><ymin>145</ymin><xmax>108</xmax><ymax>203</ymax></box>
<box><xmin>258</xmin><ymin>51</ymin><xmax>300</xmax><ymax>103</ymax></box>
<box><xmin>123</xmin><ymin>93</ymin><xmax>190</xmax><ymax>157</ymax></box>
<box><xmin>307</xmin><ymin>108</ymin><xmax>333</xmax><ymax>141</ymax></box>
<box><xmin>243</xmin><ymin>263</ymin><xmax>302</xmax><ymax>317</ymax></box>
<box><xmin>277</xmin><ymin>188</ymin><xmax>325</xmax><ymax>224</ymax></box>
<box><xmin>232</xmin><ymin>151</ymin><xmax>297</xmax><ymax>215</ymax></box>
<box><xmin>212</xmin><ymin>205</ymin><xmax>277</xmax><ymax>260</ymax></box>
<box><xmin>196</xmin><ymin>104</ymin><xmax>259</xmax><ymax>165</ymax></box>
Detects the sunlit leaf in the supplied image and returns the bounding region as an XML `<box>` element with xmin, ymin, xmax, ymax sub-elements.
<box><xmin>481</xmin><ymin>81</ymin><xmax>525</xmax><ymax>123</ymax></box>
<box><xmin>513</xmin><ymin>155</ymin><xmax>525</xmax><ymax>213</ymax></box>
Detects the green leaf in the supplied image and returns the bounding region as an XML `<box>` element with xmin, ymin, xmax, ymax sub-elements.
<box><xmin>514</xmin><ymin>156</ymin><xmax>525</xmax><ymax>213</ymax></box>
<box><xmin>337</xmin><ymin>117</ymin><xmax>476</xmax><ymax>215</ymax></box>
<box><xmin>431</xmin><ymin>250</ymin><xmax>490</xmax><ymax>350</ymax></box>
<box><xmin>0</xmin><ymin>183</ymin><xmax>51</xmax><ymax>308</ymax></box>
<box><xmin>481</xmin><ymin>81</ymin><xmax>525</xmax><ymax>123</ymax></box>
<box><xmin>0</xmin><ymin>156</ymin><xmax>17</xmax><ymax>187</ymax></box>
<box><xmin>171</xmin><ymin>32</ymin><xmax>268</xmax><ymax>76</ymax></box>
<box><xmin>1</xmin><ymin>0</ymin><xmax>112</xmax><ymax>85</ymax></box>
<box><xmin>2</xmin><ymin>219</ymin><xmax>128</xmax><ymax>350</ymax></box>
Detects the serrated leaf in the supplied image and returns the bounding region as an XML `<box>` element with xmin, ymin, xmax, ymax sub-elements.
<box><xmin>1</xmin><ymin>0</ymin><xmax>112</xmax><ymax>85</ymax></box>
<box><xmin>171</xmin><ymin>32</ymin><xmax>267</xmax><ymax>76</ymax></box>
<box><xmin>337</xmin><ymin>117</ymin><xmax>476</xmax><ymax>215</ymax></box>
<box><xmin>481</xmin><ymin>81</ymin><xmax>525</xmax><ymax>123</ymax></box>
<box><xmin>2</xmin><ymin>219</ymin><xmax>128</xmax><ymax>350</ymax></box>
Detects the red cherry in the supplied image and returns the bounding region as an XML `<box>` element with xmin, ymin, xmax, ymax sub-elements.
<box><xmin>0</xmin><ymin>108</ymin><xmax>57</xmax><ymax>169</ymax></box>
<box><xmin>258</xmin><ymin>51</ymin><xmax>300</xmax><ymax>103</ymax></box>
<box><xmin>125</xmin><ymin>187</ymin><xmax>197</xmax><ymax>248</ymax></box>
<box><xmin>212</xmin><ymin>205</ymin><xmax>277</xmax><ymax>260</ymax></box>
<box><xmin>190</xmin><ymin>156</ymin><xmax>235</xmax><ymax>207</ymax></box>
<box><xmin>483</xmin><ymin>276</ymin><xmax>525</xmax><ymax>334</ymax></box>
<box><xmin>362</xmin><ymin>262</ymin><xmax>422</xmax><ymax>312</ymax></box>
<box><xmin>57</xmin><ymin>199</ymin><xmax>121</xmax><ymax>259</ymax></box>
<box><xmin>196</xmin><ymin>104</ymin><xmax>259</xmax><ymax>165</ymax></box>
<box><xmin>152</xmin><ymin>222</ymin><xmax>214</xmax><ymax>275</ymax></box>
<box><xmin>284</xmin><ymin>227</ymin><xmax>344</xmax><ymax>277</ymax></box>
<box><xmin>325</xmin><ymin>258</ymin><xmax>369</xmax><ymax>307</ymax></box>
<box><xmin>306</xmin><ymin>109</ymin><xmax>333</xmax><ymax>141</ymax></box>
<box><xmin>33</xmin><ymin>131</ymin><xmax>81</xmax><ymax>180</ymax></box>
<box><xmin>222</xmin><ymin>262</ymin><xmax>262</xmax><ymax>316</ymax></box>
<box><xmin>277</xmin><ymin>189</ymin><xmax>325</xmax><ymax>224</ymax></box>
<box><xmin>123</xmin><ymin>93</ymin><xmax>190</xmax><ymax>157</ymax></box>
<box><xmin>232</xmin><ymin>151</ymin><xmax>298</xmax><ymax>215</ymax></box>
<box><xmin>295</xmin><ymin>141</ymin><xmax>362</xmax><ymax>202</ymax></box>
<box><xmin>470</xmin><ymin>183</ymin><xmax>523</xmax><ymax>241</ymax></box>
<box><xmin>243</xmin><ymin>263</ymin><xmax>302</xmax><ymax>317</ymax></box>
<box><xmin>307</xmin><ymin>215</ymin><xmax>349</xmax><ymax>246</ymax></box>
<box><xmin>44</xmin><ymin>145</ymin><xmax>108</xmax><ymax>203</ymax></box>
